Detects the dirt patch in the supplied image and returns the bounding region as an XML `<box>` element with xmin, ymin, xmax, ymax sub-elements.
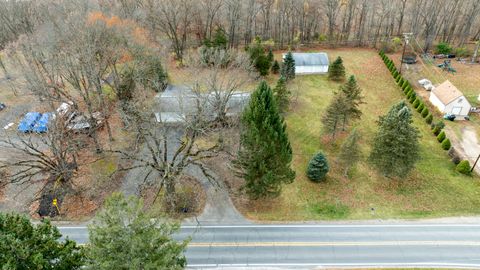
<box><xmin>61</xmin><ymin>195</ymin><xmax>98</xmax><ymax>220</ymax></box>
<box><xmin>445</xmin><ymin>125</ymin><xmax>480</xmax><ymax>175</ymax></box>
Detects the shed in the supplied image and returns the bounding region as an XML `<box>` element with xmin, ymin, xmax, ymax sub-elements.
<box><xmin>429</xmin><ymin>80</ymin><xmax>471</xmax><ymax>118</ymax></box>
<box><xmin>282</xmin><ymin>52</ymin><xmax>329</xmax><ymax>74</ymax></box>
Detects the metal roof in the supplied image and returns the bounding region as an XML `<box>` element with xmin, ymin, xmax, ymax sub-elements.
<box><xmin>283</xmin><ymin>52</ymin><xmax>329</xmax><ymax>66</ymax></box>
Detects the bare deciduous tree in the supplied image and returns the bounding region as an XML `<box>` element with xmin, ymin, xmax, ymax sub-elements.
<box><xmin>0</xmin><ymin>118</ymin><xmax>80</xmax><ymax>200</ymax></box>
<box><xmin>144</xmin><ymin>0</ymin><xmax>194</xmax><ymax>62</ymax></box>
<box><xmin>112</xmin><ymin>99</ymin><xmax>222</xmax><ymax>212</ymax></box>
<box><xmin>185</xmin><ymin>47</ymin><xmax>255</xmax><ymax>126</ymax></box>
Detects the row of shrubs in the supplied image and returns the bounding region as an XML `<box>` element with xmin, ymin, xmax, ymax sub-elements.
<box><xmin>378</xmin><ymin>51</ymin><xmax>472</xmax><ymax>175</ymax></box>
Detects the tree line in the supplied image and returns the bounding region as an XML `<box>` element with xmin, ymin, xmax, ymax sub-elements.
<box><xmin>2</xmin><ymin>0</ymin><xmax>480</xmax><ymax>62</ymax></box>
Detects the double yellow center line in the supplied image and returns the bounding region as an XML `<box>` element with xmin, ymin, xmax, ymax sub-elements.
<box><xmin>188</xmin><ymin>241</ymin><xmax>480</xmax><ymax>247</ymax></box>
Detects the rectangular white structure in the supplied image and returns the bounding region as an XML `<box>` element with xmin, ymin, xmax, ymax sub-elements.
<box><xmin>429</xmin><ymin>80</ymin><xmax>471</xmax><ymax>118</ymax></box>
<box><xmin>283</xmin><ymin>52</ymin><xmax>329</xmax><ymax>75</ymax></box>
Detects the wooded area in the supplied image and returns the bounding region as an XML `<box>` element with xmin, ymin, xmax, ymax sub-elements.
<box><xmin>2</xmin><ymin>0</ymin><xmax>480</xmax><ymax>57</ymax></box>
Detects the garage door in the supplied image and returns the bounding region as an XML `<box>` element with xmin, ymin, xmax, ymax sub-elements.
<box><xmin>451</xmin><ymin>107</ymin><xmax>462</xmax><ymax>115</ymax></box>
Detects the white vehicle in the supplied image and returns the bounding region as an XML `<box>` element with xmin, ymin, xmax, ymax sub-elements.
<box><xmin>56</xmin><ymin>102</ymin><xmax>73</xmax><ymax>116</ymax></box>
<box><xmin>418</xmin><ymin>79</ymin><xmax>434</xmax><ymax>91</ymax></box>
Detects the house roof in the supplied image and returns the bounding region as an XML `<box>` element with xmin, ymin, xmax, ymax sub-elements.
<box><xmin>431</xmin><ymin>80</ymin><xmax>465</xmax><ymax>105</ymax></box>
<box><xmin>155</xmin><ymin>85</ymin><xmax>250</xmax><ymax>116</ymax></box>
<box><xmin>283</xmin><ymin>53</ymin><xmax>329</xmax><ymax>66</ymax></box>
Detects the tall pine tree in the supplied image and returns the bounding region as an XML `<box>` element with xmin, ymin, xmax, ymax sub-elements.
<box><xmin>328</xmin><ymin>56</ymin><xmax>346</xmax><ymax>81</ymax></box>
<box><xmin>322</xmin><ymin>92</ymin><xmax>347</xmax><ymax>139</ymax></box>
<box><xmin>235</xmin><ymin>81</ymin><xmax>295</xmax><ymax>199</ymax></box>
<box><xmin>368</xmin><ymin>101</ymin><xmax>420</xmax><ymax>178</ymax></box>
<box><xmin>338</xmin><ymin>128</ymin><xmax>361</xmax><ymax>177</ymax></box>
<box><xmin>340</xmin><ymin>75</ymin><xmax>364</xmax><ymax>130</ymax></box>
<box><xmin>271</xmin><ymin>60</ymin><xmax>280</xmax><ymax>74</ymax></box>
<box><xmin>281</xmin><ymin>51</ymin><xmax>296</xmax><ymax>81</ymax></box>
<box><xmin>273</xmin><ymin>76</ymin><xmax>290</xmax><ymax>113</ymax></box>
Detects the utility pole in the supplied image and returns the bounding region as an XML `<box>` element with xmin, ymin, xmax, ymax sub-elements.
<box><xmin>472</xmin><ymin>40</ymin><xmax>480</xmax><ymax>64</ymax></box>
<box><xmin>471</xmin><ymin>154</ymin><xmax>480</xmax><ymax>173</ymax></box>
<box><xmin>399</xmin><ymin>33</ymin><xmax>412</xmax><ymax>75</ymax></box>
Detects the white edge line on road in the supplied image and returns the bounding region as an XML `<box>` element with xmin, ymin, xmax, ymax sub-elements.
<box><xmin>57</xmin><ymin>224</ymin><xmax>480</xmax><ymax>230</ymax></box>
<box><xmin>180</xmin><ymin>224</ymin><xmax>480</xmax><ymax>229</ymax></box>
<box><xmin>186</xmin><ymin>262</ymin><xmax>480</xmax><ymax>268</ymax></box>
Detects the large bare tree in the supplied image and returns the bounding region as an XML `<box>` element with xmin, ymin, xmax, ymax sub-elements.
<box><xmin>112</xmin><ymin>98</ymin><xmax>222</xmax><ymax>212</ymax></box>
<box><xmin>184</xmin><ymin>47</ymin><xmax>256</xmax><ymax>126</ymax></box>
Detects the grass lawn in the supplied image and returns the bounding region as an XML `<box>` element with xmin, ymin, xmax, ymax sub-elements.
<box><xmin>242</xmin><ymin>48</ymin><xmax>480</xmax><ymax>221</ymax></box>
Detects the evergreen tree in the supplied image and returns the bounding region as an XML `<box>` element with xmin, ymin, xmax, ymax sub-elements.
<box><xmin>437</xmin><ymin>130</ymin><xmax>446</xmax><ymax>142</ymax></box>
<box><xmin>339</xmin><ymin>75</ymin><xmax>364</xmax><ymax>129</ymax></box>
<box><xmin>0</xmin><ymin>213</ymin><xmax>84</xmax><ymax>269</ymax></box>
<box><xmin>138</xmin><ymin>55</ymin><xmax>168</xmax><ymax>93</ymax></box>
<box><xmin>426</xmin><ymin>113</ymin><xmax>433</xmax><ymax>124</ymax></box>
<box><xmin>248</xmin><ymin>38</ymin><xmax>271</xmax><ymax>76</ymax></box>
<box><xmin>271</xmin><ymin>60</ymin><xmax>280</xmax><ymax>74</ymax></box>
<box><xmin>273</xmin><ymin>76</ymin><xmax>290</xmax><ymax>113</ymax></box>
<box><xmin>417</xmin><ymin>103</ymin><xmax>424</xmax><ymax>113</ymax></box>
<box><xmin>409</xmin><ymin>93</ymin><xmax>416</xmax><ymax>103</ymax></box>
<box><xmin>234</xmin><ymin>81</ymin><xmax>295</xmax><ymax>199</ymax></box>
<box><xmin>413</xmin><ymin>99</ymin><xmax>420</xmax><ymax>108</ymax></box>
<box><xmin>267</xmin><ymin>48</ymin><xmax>274</xmax><ymax>65</ymax></box>
<box><xmin>441</xmin><ymin>138</ymin><xmax>451</xmax><ymax>150</ymax></box>
<box><xmin>212</xmin><ymin>27</ymin><xmax>228</xmax><ymax>49</ymax></box>
<box><xmin>328</xmin><ymin>56</ymin><xmax>346</xmax><ymax>81</ymax></box>
<box><xmin>117</xmin><ymin>68</ymin><xmax>135</xmax><ymax>101</ymax></box>
<box><xmin>307</xmin><ymin>152</ymin><xmax>329</xmax><ymax>182</ymax></box>
<box><xmin>456</xmin><ymin>160</ymin><xmax>471</xmax><ymax>175</ymax></box>
<box><xmin>369</xmin><ymin>101</ymin><xmax>420</xmax><ymax>178</ymax></box>
<box><xmin>322</xmin><ymin>92</ymin><xmax>347</xmax><ymax>139</ymax></box>
<box><xmin>281</xmin><ymin>51</ymin><xmax>296</xmax><ymax>81</ymax></box>
<box><xmin>338</xmin><ymin>128</ymin><xmax>361</xmax><ymax>177</ymax></box>
<box><xmin>87</xmin><ymin>193</ymin><xmax>187</xmax><ymax>269</ymax></box>
<box><xmin>421</xmin><ymin>107</ymin><xmax>429</xmax><ymax>117</ymax></box>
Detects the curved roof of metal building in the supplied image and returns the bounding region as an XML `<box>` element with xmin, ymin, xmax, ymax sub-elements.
<box><xmin>283</xmin><ymin>52</ymin><xmax>329</xmax><ymax>66</ymax></box>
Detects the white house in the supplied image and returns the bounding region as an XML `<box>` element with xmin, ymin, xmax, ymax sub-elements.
<box><xmin>429</xmin><ymin>80</ymin><xmax>471</xmax><ymax>118</ymax></box>
<box><xmin>283</xmin><ymin>52</ymin><xmax>329</xmax><ymax>74</ymax></box>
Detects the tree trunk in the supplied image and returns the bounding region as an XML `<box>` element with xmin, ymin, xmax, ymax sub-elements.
<box><xmin>472</xmin><ymin>41</ymin><xmax>480</xmax><ymax>63</ymax></box>
<box><xmin>164</xmin><ymin>178</ymin><xmax>177</xmax><ymax>213</ymax></box>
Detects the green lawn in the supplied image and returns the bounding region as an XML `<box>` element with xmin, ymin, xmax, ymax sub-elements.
<box><xmin>243</xmin><ymin>48</ymin><xmax>480</xmax><ymax>221</ymax></box>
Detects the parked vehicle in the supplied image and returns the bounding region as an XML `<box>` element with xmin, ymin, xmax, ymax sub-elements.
<box><xmin>18</xmin><ymin>112</ymin><xmax>42</xmax><ymax>132</ymax></box>
<box><xmin>418</xmin><ymin>78</ymin><xmax>435</xmax><ymax>91</ymax></box>
<box><xmin>433</xmin><ymin>54</ymin><xmax>446</xmax><ymax>59</ymax></box>
<box><xmin>443</xmin><ymin>113</ymin><xmax>456</xmax><ymax>121</ymax></box>
<box><xmin>67</xmin><ymin>112</ymin><xmax>104</xmax><ymax>132</ymax></box>
<box><xmin>401</xmin><ymin>55</ymin><xmax>417</xmax><ymax>64</ymax></box>
<box><xmin>33</xmin><ymin>113</ymin><xmax>52</xmax><ymax>133</ymax></box>
<box><xmin>56</xmin><ymin>102</ymin><xmax>73</xmax><ymax>117</ymax></box>
<box><xmin>0</xmin><ymin>103</ymin><xmax>6</xmax><ymax>111</ymax></box>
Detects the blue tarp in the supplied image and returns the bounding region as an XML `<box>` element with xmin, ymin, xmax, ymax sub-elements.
<box><xmin>18</xmin><ymin>112</ymin><xmax>41</xmax><ymax>133</ymax></box>
<box><xmin>33</xmin><ymin>113</ymin><xmax>51</xmax><ymax>133</ymax></box>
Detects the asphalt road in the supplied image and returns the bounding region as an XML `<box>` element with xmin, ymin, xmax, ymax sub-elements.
<box><xmin>59</xmin><ymin>223</ymin><xmax>480</xmax><ymax>269</ymax></box>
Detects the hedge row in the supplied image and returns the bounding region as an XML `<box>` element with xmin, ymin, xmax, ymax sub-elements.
<box><xmin>378</xmin><ymin>50</ymin><xmax>470</xmax><ymax>174</ymax></box>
